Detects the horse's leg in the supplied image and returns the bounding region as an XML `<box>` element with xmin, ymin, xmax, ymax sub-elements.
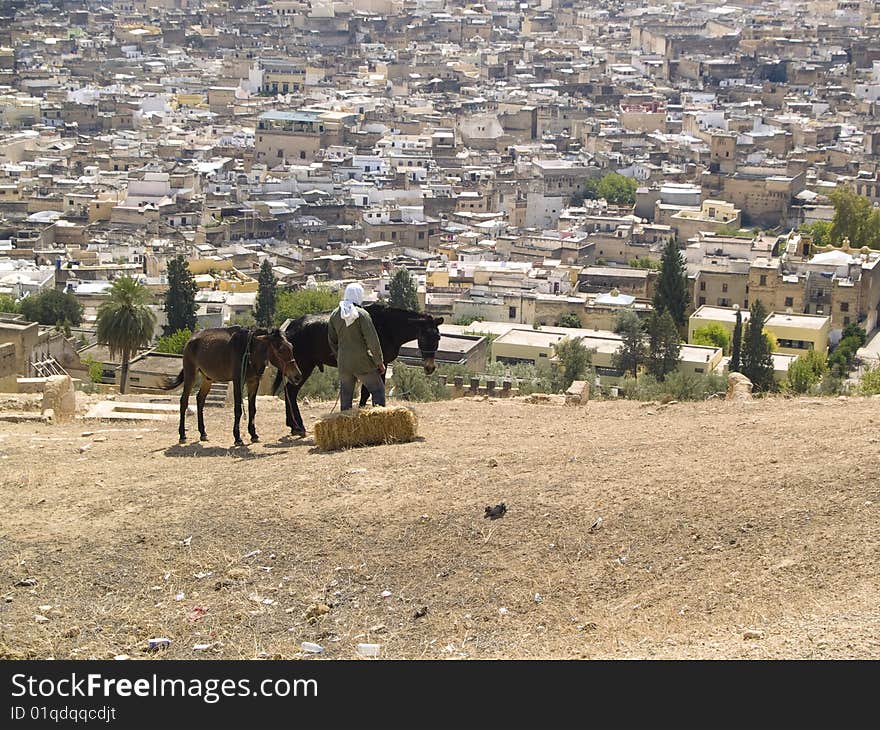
<box><xmin>247</xmin><ymin>376</ymin><xmax>259</xmax><ymax>442</ymax></box>
<box><xmin>178</xmin><ymin>361</ymin><xmax>195</xmax><ymax>443</ymax></box>
<box><xmin>196</xmin><ymin>377</ymin><xmax>212</xmax><ymax>441</ymax></box>
<box><xmin>232</xmin><ymin>377</ymin><xmax>244</xmax><ymax>447</ymax></box>
<box><xmin>287</xmin><ymin>363</ymin><xmax>314</xmax><ymax>436</ymax></box>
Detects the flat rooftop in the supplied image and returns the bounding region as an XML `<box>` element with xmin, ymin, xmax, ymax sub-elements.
<box><xmin>690</xmin><ymin>305</ymin><xmax>750</xmax><ymax>324</ymax></box>
<box><xmin>764</xmin><ymin>312</ymin><xmax>830</xmax><ymax>330</ymax></box>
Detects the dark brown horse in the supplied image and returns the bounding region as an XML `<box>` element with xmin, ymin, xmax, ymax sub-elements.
<box><xmin>271</xmin><ymin>304</ymin><xmax>442</xmax><ymax>436</ymax></box>
<box><xmin>163</xmin><ymin>326</ymin><xmax>302</xmax><ymax>446</ymax></box>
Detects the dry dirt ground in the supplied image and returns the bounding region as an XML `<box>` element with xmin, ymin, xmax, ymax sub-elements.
<box><xmin>1</xmin><ymin>394</ymin><xmax>878</xmax><ymax>660</ymax></box>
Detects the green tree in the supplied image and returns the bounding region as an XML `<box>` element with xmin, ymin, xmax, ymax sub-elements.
<box><xmin>741</xmin><ymin>300</ymin><xmax>775</xmax><ymax>392</ymax></box>
<box><xmin>842</xmin><ymin>322</ymin><xmax>867</xmax><ymax>347</ymax></box>
<box><xmin>19</xmin><ymin>289</ymin><xmax>83</xmax><ymax>326</ymax></box>
<box><xmin>798</xmin><ymin>220</ymin><xmax>832</xmax><ymax>247</ymax></box>
<box><xmin>645</xmin><ymin>311</ymin><xmax>681</xmax><ymax>380</ymax></box>
<box><xmin>155</xmin><ymin>328</ymin><xmax>192</xmax><ymax>355</ymax></box>
<box><xmin>628</xmin><ymin>257</ymin><xmax>660</xmax><ymax>270</ymax></box>
<box><xmin>730</xmin><ymin>308</ymin><xmax>744</xmax><ymax>372</ymax></box>
<box><xmin>0</xmin><ymin>294</ymin><xmax>19</xmax><ymax>314</ymax></box>
<box><xmin>828</xmin><ymin>324</ymin><xmax>866</xmax><ymax>377</ymax></box>
<box><xmin>787</xmin><ymin>350</ymin><xmax>828</xmax><ymax>394</ymax></box>
<box><xmin>557</xmin><ymin>312</ymin><xmax>582</xmax><ymax>328</ymax></box>
<box><xmin>274</xmin><ymin>288</ymin><xmax>339</xmax><ymax>325</ymax></box>
<box><xmin>612</xmin><ymin>310</ymin><xmax>645</xmax><ymax>377</ymax></box>
<box><xmin>595</xmin><ymin>173</ymin><xmax>637</xmax><ymax>206</ymax></box>
<box><xmin>552</xmin><ymin>336</ymin><xmax>593</xmax><ymax>391</ymax></box>
<box><xmin>96</xmin><ymin>276</ymin><xmax>156</xmax><ymax>394</ymax></box>
<box><xmin>692</xmin><ymin>322</ymin><xmax>731</xmax><ymax>354</ymax></box>
<box><xmin>828</xmin><ymin>186</ymin><xmax>880</xmax><ymax>249</ymax></box>
<box><xmin>80</xmin><ymin>355</ymin><xmax>104</xmax><ymax>384</ymax></box>
<box><xmin>388</xmin><ymin>268</ymin><xmax>420</xmax><ymax>311</ymax></box>
<box><xmin>163</xmin><ymin>256</ymin><xmax>198</xmax><ymax>336</ymax></box>
<box><xmin>653</xmin><ymin>239</ymin><xmax>689</xmax><ymax>327</ymax></box>
<box><xmin>255</xmin><ymin>259</ymin><xmax>277</xmax><ymax>327</ymax></box>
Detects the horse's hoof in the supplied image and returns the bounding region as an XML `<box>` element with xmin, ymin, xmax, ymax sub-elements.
<box><xmin>200</xmin><ymin>435</ymin><xmax>209</xmax><ymax>442</ymax></box>
<box><xmin>250</xmin><ymin>435</ymin><xmax>259</xmax><ymax>443</ymax></box>
<box><xmin>233</xmin><ymin>440</ymin><xmax>244</xmax><ymax>447</ymax></box>
<box><xmin>179</xmin><ymin>438</ymin><xmax>186</xmax><ymax>445</ymax></box>
<box><xmin>291</xmin><ymin>429</ymin><xmax>306</xmax><ymax>438</ymax></box>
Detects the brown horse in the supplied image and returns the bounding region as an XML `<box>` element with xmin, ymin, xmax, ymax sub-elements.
<box><xmin>163</xmin><ymin>326</ymin><xmax>302</xmax><ymax>446</ymax></box>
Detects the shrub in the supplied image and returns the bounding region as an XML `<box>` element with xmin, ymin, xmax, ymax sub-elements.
<box><xmin>858</xmin><ymin>364</ymin><xmax>880</xmax><ymax>396</ymax></box>
<box><xmin>557</xmin><ymin>312</ymin><xmax>582</xmax><ymax>328</ymax></box>
<box><xmin>155</xmin><ymin>328</ymin><xmax>192</xmax><ymax>355</ymax></box>
<box><xmin>80</xmin><ymin>355</ymin><xmax>104</xmax><ymax>384</ymax></box>
<box><xmin>787</xmin><ymin>350</ymin><xmax>828</xmax><ymax>394</ymax></box>
<box><xmin>0</xmin><ymin>294</ymin><xmax>19</xmax><ymax>314</ymax></box>
<box><xmin>297</xmin><ymin>367</ymin><xmax>339</xmax><ymax>401</ymax></box>
<box><xmin>619</xmin><ymin>371</ymin><xmax>726</xmax><ymax>401</ymax></box>
<box><xmin>389</xmin><ymin>363</ymin><xmax>448</xmax><ymax>401</ymax></box>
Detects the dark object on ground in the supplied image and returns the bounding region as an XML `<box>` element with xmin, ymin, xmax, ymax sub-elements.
<box><xmin>485</xmin><ymin>503</ymin><xmax>507</xmax><ymax>520</ymax></box>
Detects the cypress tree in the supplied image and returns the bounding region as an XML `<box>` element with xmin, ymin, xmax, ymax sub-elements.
<box><xmin>389</xmin><ymin>268</ymin><xmax>420</xmax><ymax>311</ymax></box>
<box><xmin>730</xmin><ymin>308</ymin><xmax>743</xmax><ymax>372</ymax></box>
<box><xmin>652</xmin><ymin>239</ymin><xmax>690</xmax><ymax>327</ymax></box>
<box><xmin>741</xmin><ymin>300</ymin><xmax>775</xmax><ymax>392</ymax></box>
<box><xmin>645</xmin><ymin>310</ymin><xmax>682</xmax><ymax>380</ymax></box>
<box><xmin>163</xmin><ymin>255</ymin><xmax>198</xmax><ymax>336</ymax></box>
<box><xmin>255</xmin><ymin>259</ymin><xmax>277</xmax><ymax>327</ymax></box>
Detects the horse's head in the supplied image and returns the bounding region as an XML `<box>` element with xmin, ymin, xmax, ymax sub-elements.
<box><xmin>412</xmin><ymin>315</ymin><xmax>443</xmax><ymax>374</ymax></box>
<box><xmin>256</xmin><ymin>329</ymin><xmax>302</xmax><ymax>385</ymax></box>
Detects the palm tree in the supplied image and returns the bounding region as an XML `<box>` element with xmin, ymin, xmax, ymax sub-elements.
<box><xmin>96</xmin><ymin>276</ymin><xmax>156</xmax><ymax>394</ymax></box>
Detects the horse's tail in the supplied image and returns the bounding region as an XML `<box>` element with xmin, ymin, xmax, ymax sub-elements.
<box><xmin>161</xmin><ymin>369</ymin><xmax>185</xmax><ymax>391</ymax></box>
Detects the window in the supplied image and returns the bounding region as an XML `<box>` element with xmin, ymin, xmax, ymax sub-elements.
<box><xmin>844</xmin><ymin>316</ymin><xmax>851</xmax><ymax>326</ymax></box>
<box><xmin>840</xmin><ymin>302</ymin><xmax>849</xmax><ymax>312</ymax></box>
<box><xmin>299</xmin><ymin>151</ymin><xmax>306</xmax><ymax>159</ymax></box>
<box><xmin>722</xmin><ymin>283</ymin><xmax>728</xmax><ymax>293</ymax></box>
<box><xmin>698</xmin><ymin>296</ymin><xmax>706</xmax><ymax>306</ymax></box>
<box><xmin>509</xmin><ymin>306</ymin><xmax>517</xmax><ymax>319</ymax></box>
<box><xmin>759</xmin><ymin>275</ymin><xmax>767</xmax><ymax>286</ymax></box>
<box><xmin>699</xmin><ymin>281</ymin><xmax>706</xmax><ymax>291</ymax></box>
<box><xmin>784</xmin><ymin>297</ymin><xmax>793</xmax><ymax>307</ymax></box>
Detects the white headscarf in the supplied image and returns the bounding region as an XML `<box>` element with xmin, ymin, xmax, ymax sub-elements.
<box><xmin>339</xmin><ymin>282</ymin><xmax>364</xmax><ymax>326</ymax></box>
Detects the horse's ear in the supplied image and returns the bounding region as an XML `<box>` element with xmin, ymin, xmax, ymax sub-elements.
<box><xmin>433</xmin><ymin>317</ymin><xmax>444</xmax><ymax>326</ymax></box>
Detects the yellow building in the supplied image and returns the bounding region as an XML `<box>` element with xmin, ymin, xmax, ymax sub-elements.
<box><xmin>689</xmin><ymin>304</ymin><xmax>831</xmax><ymax>356</ymax></box>
<box><xmin>689</xmin><ymin>305</ymin><xmax>750</xmax><ymax>342</ymax></box>
<box><xmin>763</xmin><ymin>311</ymin><xmax>831</xmax><ymax>356</ymax></box>
<box><xmin>491</xmin><ymin>324</ymin><xmax>723</xmax><ymax>385</ymax></box>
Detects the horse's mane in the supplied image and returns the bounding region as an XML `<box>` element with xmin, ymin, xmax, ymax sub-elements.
<box><xmin>365</xmin><ymin>302</ymin><xmax>430</xmax><ymax>321</ymax></box>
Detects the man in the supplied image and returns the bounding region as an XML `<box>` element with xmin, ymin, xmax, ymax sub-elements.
<box><xmin>328</xmin><ymin>282</ymin><xmax>386</xmax><ymax>410</ymax></box>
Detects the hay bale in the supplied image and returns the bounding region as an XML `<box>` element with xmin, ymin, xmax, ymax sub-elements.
<box><xmin>313</xmin><ymin>406</ymin><xmax>418</xmax><ymax>451</ymax></box>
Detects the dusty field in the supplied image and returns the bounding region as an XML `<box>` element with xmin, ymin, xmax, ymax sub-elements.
<box><xmin>0</xmin><ymin>394</ymin><xmax>878</xmax><ymax>660</ymax></box>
